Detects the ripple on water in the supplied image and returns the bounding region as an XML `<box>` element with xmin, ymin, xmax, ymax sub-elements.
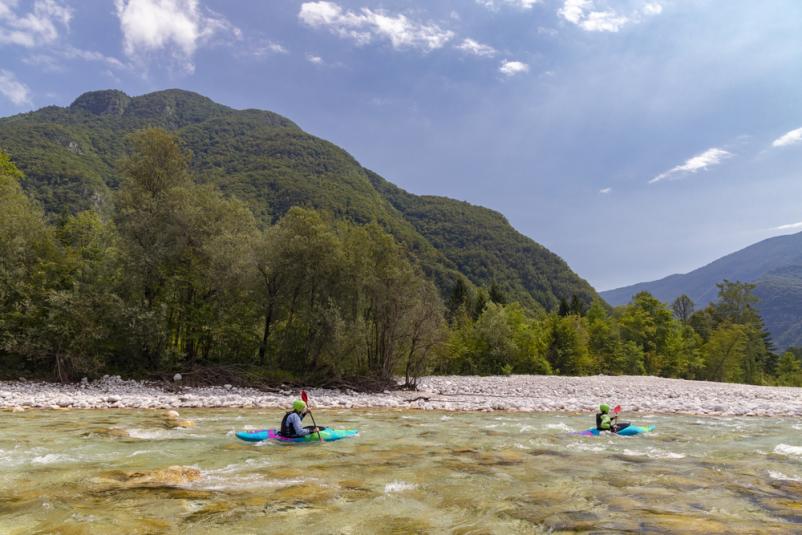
<box><xmin>125</xmin><ymin>428</ymin><xmax>196</xmax><ymax>440</ymax></box>
<box><xmin>774</xmin><ymin>444</ymin><xmax>802</xmax><ymax>457</ymax></box>
<box><xmin>544</xmin><ymin>422</ymin><xmax>572</xmax><ymax>431</ymax></box>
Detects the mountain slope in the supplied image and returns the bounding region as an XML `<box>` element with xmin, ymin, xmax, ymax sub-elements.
<box><xmin>0</xmin><ymin>89</ymin><xmax>598</xmax><ymax>312</ymax></box>
<box><xmin>368</xmin><ymin>171</ymin><xmax>592</xmax><ymax>311</ymax></box>
<box><xmin>601</xmin><ymin>231</ymin><xmax>802</xmax><ymax>349</ymax></box>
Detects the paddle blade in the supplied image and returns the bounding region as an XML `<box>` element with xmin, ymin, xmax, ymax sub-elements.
<box><xmin>613</xmin><ymin>405</ymin><xmax>621</xmax><ymax>414</ymax></box>
<box><xmin>301</xmin><ymin>390</ymin><xmax>309</xmax><ymax>403</ymax></box>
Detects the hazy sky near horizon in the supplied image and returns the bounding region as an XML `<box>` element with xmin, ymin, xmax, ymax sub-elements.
<box><xmin>2</xmin><ymin>0</ymin><xmax>802</xmax><ymax>290</ymax></box>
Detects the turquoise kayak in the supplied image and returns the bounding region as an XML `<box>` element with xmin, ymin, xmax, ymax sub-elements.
<box><xmin>236</xmin><ymin>428</ymin><xmax>358</xmax><ymax>443</ymax></box>
<box><xmin>577</xmin><ymin>425</ymin><xmax>655</xmax><ymax>437</ymax></box>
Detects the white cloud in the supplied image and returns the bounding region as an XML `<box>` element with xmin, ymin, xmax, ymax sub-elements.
<box><xmin>0</xmin><ymin>69</ymin><xmax>32</xmax><ymax>106</ymax></box>
<box><xmin>306</xmin><ymin>53</ymin><xmax>323</xmax><ymax>64</ymax></box>
<box><xmin>456</xmin><ymin>38</ymin><xmax>496</xmax><ymax>57</ymax></box>
<box><xmin>580</xmin><ymin>10</ymin><xmax>629</xmax><ymax>32</ymax></box>
<box><xmin>559</xmin><ymin>0</ymin><xmax>660</xmax><ymax>33</ymax></box>
<box><xmin>649</xmin><ymin>147</ymin><xmax>733</xmax><ymax>184</ymax></box>
<box><xmin>643</xmin><ymin>3</ymin><xmax>662</xmax><ymax>15</ymax></box>
<box><xmin>24</xmin><ymin>46</ymin><xmax>125</xmax><ymax>72</ymax></box>
<box><xmin>771</xmin><ymin>127</ymin><xmax>802</xmax><ymax>148</ymax></box>
<box><xmin>499</xmin><ymin>59</ymin><xmax>529</xmax><ymax>76</ymax></box>
<box><xmin>62</xmin><ymin>46</ymin><xmax>126</xmax><ymax>68</ymax></box>
<box><xmin>774</xmin><ymin>221</ymin><xmax>802</xmax><ymax>231</ymax></box>
<box><xmin>476</xmin><ymin>0</ymin><xmax>540</xmax><ymax>10</ymax></box>
<box><xmin>251</xmin><ymin>40</ymin><xmax>288</xmax><ymax>57</ymax></box>
<box><xmin>298</xmin><ymin>1</ymin><xmax>454</xmax><ymax>52</ymax></box>
<box><xmin>0</xmin><ymin>0</ymin><xmax>72</xmax><ymax>47</ymax></box>
<box><xmin>599</xmin><ymin>187</ymin><xmax>612</xmax><ymax>194</ymax></box>
<box><xmin>114</xmin><ymin>0</ymin><xmax>240</xmax><ymax>72</ymax></box>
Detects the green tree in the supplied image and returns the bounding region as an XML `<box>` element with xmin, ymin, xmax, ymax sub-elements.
<box><xmin>546</xmin><ymin>313</ymin><xmax>591</xmax><ymax>375</ymax></box>
<box><xmin>617</xmin><ymin>292</ymin><xmax>673</xmax><ymax>375</ymax></box>
<box><xmin>587</xmin><ymin>302</ymin><xmax>623</xmax><ymax>374</ymax></box>
<box><xmin>0</xmin><ymin>151</ymin><xmax>66</xmax><ymax>378</ymax></box>
<box><xmin>672</xmin><ymin>294</ymin><xmax>694</xmax><ymax>324</ymax></box>
<box><xmin>702</xmin><ymin>324</ymin><xmax>748</xmax><ymax>382</ymax></box>
<box><xmin>776</xmin><ymin>352</ymin><xmax>802</xmax><ymax>386</ymax></box>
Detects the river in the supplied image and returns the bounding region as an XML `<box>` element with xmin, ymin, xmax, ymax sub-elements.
<box><xmin>1</xmin><ymin>409</ymin><xmax>801</xmax><ymax>533</ymax></box>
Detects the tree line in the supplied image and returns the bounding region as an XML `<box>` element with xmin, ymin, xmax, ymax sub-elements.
<box><xmin>1</xmin><ymin>128</ymin><xmax>800</xmax><ymax>387</ymax></box>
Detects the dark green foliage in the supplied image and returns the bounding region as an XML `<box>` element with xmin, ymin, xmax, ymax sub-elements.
<box><xmin>0</xmin><ymin>134</ymin><xmax>447</xmax><ymax>384</ymax></box>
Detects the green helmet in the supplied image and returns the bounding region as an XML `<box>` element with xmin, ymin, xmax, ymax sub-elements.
<box><xmin>600</xmin><ymin>403</ymin><xmax>610</xmax><ymax>414</ymax></box>
<box><xmin>292</xmin><ymin>400</ymin><xmax>307</xmax><ymax>412</ymax></box>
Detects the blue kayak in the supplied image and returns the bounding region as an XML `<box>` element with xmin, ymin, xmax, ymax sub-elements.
<box><xmin>578</xmin><ymin>425</ymin><xmax>655</xmax><ymax>437</ymax></box>
<box><xmin>236</xmin><ymin>428</ymin><xmax>358</xmax><ymax>443</ymax></box>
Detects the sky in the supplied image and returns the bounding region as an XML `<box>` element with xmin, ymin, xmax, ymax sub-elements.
<box><xmin>2</xmin><ymin>0</ymin><xmax>802</xmax><ymax>291</ymax></box>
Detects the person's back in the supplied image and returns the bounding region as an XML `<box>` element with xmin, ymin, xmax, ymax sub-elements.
<box><xmin>596</xmin><ymin>403</ymin><xmax>613</xmax><ymax>431</ymax></box>
<box><xmin>279</xmin><ymin>399</ymin><xmax>318</xmax><ymax>437</ymax></box>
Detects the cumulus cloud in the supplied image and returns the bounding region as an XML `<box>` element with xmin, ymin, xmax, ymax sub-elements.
<box><xmin>599</xmin><ymin>187</ymin><xmax>611</xmax><ymax>194</ymax></box>
<box><xmin>476</xmin><ymin>0</ymin><xmax>540</xmax><ymax>10</ymax></box>
<box><xmin>559</xmin><ymin>0</ymin><xmax>661</xmax><ymax>33</ymax></box>
<box><xmin>0</xmin><ymin>0</ymin><xmax>72</xmax><ymax>47</ymax></box>
<box><xmin>774</xmin><ymin>221</ymin><xmax>802</xmax><ymax>231</ymax></box>
<box><xmin>456</xmin><ymin>38</ymin><xmax>496</xmax><ymax>57</ymax></box>
<box><xmin>499</xmin><ymin>59</ymin><xmax>529</xmax><ymax>76</ymax></box>
<box><xmin>0</xmin><ymin>69</ymin><xmax>32</xmax><ymax>106</ymax></box>
<box><xmin>649</xmin><ymin>148</ymin><xmax>733</xmax><ymax>184</ymax></box>
<box><xmin>306</xmin><ymin>53</ymin><xmax>323</xmax><ymax>64</ymax></box>
<box><xmin>298</xmin><ymin>1</ymin><xmax>454</xmax><ymax>52</ymax></box>
<box><xmin>115</xmin><ymin>0</ymin><xmax>240</xmax><ymax>72</ymax></box>
<box><xmin>771</xmin><ymin>127</ymin><xmax>802</xmax><ymax>148</ymax></box>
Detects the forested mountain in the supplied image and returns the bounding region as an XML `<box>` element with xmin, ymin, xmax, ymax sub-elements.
<box><xmin>0</xmin><ymin>88</ymin><xmax>596</xmax><ymax>313</ymax></box>
<box><xmin>2</xmin><ymin>91</ymin><xmax>798</xmax><ymax>387</ymax></box>
<box><xmin>601</xmin><ymin>231</ymin><xmax>802</xmax><ymax>349</ymax></box>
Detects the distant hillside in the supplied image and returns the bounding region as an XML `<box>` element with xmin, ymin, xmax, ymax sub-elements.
<box><xmin>0</xmin><ymin>89</ymin><xmax>598</xmax><ymax>312</ymax></box>
<box><xmin>601</xmin><ymin>231</ymin><xmax>802</xmax><ymax>349</ymax></box>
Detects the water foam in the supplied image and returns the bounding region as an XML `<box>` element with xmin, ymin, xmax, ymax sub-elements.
<box><xmin>622</xmin><ymin>448</ymin><xmax>685</xmax><ymax>460</ymax></box>
<box><xmin>774</xmin><ymin>444</ymin><xmax>802</xmax><ymax>457</ymax></box>
<box><xmin>769</xmin><ymin>471</ymin><xmax>802</xmax><ymax>482</ymax></box>
<box><xmin>32</xmin><ymin>453</ymin><xmax>75</xmax><ymax>464</ymax></box>
<box><xmin>384</xmin><ymin>480</ymin><xmax>417</xmax><ymax>493</ymax></box>
<box><xmin>126</xmin><ymin>428</ymin><xmax>192</xmax><ymax>440</ymax></box>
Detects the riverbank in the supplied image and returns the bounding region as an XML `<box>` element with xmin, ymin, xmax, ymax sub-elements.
<box><xmin>1</xmin><ymin>374</ymin><xmax>801</xmax><ymax>416</ymax></box>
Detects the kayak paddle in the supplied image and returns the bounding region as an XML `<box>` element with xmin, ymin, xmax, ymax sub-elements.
<box><xmin>301</xmin><ymin>390</ymin><xmax>323</xmax><ymax>442</ymax></box>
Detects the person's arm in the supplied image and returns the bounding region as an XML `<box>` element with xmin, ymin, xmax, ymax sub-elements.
<box><xmin>289</xmin><ymin>413</ymin><xmax>310</xmax><ymax>436</ymax></box>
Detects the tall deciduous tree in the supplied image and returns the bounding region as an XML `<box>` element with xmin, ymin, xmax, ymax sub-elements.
<box><xmin>672</xmin><ymin>294</ymin><xmax>694</xmax><ymax>324</ymax></box>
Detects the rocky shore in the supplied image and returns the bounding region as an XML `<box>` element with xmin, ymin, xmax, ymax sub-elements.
<box><xmin>1</xmin><ymin>374</ymin><xmax>801</xmax><ymax>416</ymax></box>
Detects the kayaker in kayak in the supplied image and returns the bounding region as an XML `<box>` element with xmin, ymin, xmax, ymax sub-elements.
<box><xmin>596</xmin><ymin>403</ymin><xmax>630</xmax><ymax>433</ymax></box>
<box><xmin>279</xmin><ymin>399</ymin><xmax>321</xmax><ymax>438</ymax></box>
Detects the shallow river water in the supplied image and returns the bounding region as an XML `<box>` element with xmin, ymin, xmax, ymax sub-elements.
<box><xmin>1</xmin><ymin>409</ymin><xmax>802</xmax><ymax>534</ymax></box>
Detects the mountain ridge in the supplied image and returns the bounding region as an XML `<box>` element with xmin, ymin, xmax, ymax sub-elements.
<box><xmin>601</xmin><ymin>231</ymin><xmax>802</xmax><ymax>349</ymax></box>
<box><xmin>0</xmin><ymin>88</ymin><xmax>598</xmax><ymax>313</ymax></box>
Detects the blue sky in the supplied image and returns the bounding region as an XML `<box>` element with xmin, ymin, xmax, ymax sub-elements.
<box><xmin>2</xmin><ymin>0</ymin><xmax>802</xmax><ymax>291</ymax></box>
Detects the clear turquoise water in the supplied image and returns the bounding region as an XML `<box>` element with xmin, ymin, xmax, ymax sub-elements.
<box><xmin>1</xmin><ymin>409</ymin><xmax>801</xmax><ymax>534</ymax></box>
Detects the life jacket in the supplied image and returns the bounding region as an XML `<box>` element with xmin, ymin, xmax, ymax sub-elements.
<box><xmin>599</xmin><ymin>413</ymin><xmax>612</xmax><ymax>431</ymax></box>
<box><xmin>280</xmin><ymin>411</ymin><xmax>303</xmax><ymax>437</ymax></box>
